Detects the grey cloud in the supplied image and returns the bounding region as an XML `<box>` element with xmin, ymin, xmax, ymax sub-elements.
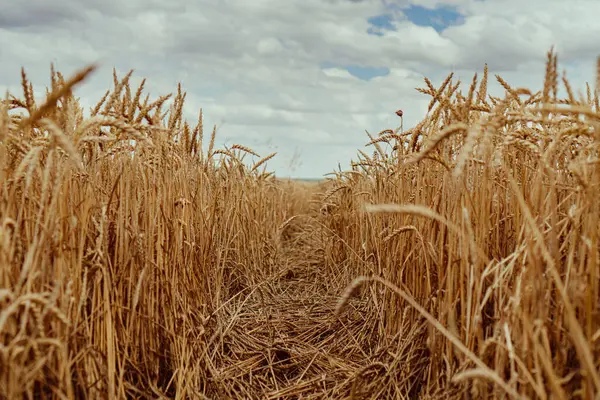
<box><xmin>0</xmin><ymin>0</ymin><xmax>82</xmax><ymax>30</ymax></box>
<box><xmin>0</xmin><ymin>0</ymin><xmax>180</xmax><ymax>32</ymax></box>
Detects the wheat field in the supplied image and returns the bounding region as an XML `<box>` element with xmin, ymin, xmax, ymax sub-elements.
<box><xmin>1</xmin><ymin>49</ymin><xmax>599</xmax><ymax>399</ymax></box>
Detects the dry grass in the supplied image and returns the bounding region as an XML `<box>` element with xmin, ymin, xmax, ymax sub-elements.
<box><xmin>1</xmin><ymin>48</ymin><xmax>599</xmax><ymax>399</ymax></box>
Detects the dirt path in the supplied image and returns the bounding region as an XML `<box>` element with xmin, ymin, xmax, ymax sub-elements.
<box><xmin>205</xmin><ymin>201</ymin><xmax>428</xmax><ymax>399</ymax></box>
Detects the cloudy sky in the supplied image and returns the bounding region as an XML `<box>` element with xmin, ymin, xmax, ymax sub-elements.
<box><xmin>1</xmin><ymin>0</ymin><xmax>599</xmax><ymax>178</ymax></box>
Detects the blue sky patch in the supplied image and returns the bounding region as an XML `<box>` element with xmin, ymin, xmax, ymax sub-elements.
<box><xmin>401</xmin><ymin>5</ymin><xmax>465</xmax><ymax>33</ymax></box>
<box><xmin>346</xmin><ymin>65</ymin><xmax>390</xmax><ymax>80</ymax></box>
<box><xmin>321</xmin><ymin>62</ymin><xmax>390</xmax><ymax>81</ymax></box>
<box><xmin>367</xmin><ymin>14</ymin><xmax>395</xmax><ymax>36</ymax></box>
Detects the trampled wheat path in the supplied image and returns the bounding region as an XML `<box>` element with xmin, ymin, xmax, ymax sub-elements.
<box><xmin>203</xmin><ymin>190</ymin><xmax>427</xmax><ymax>399</ymax></box>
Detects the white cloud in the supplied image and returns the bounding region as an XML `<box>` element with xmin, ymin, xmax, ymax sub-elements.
<box><xmin>0</xmin><ymin>0</ymin><xmax>598</xmax><ymax>178</ymax></box>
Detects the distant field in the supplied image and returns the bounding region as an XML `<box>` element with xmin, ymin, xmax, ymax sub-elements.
<box><xmin>2</xmin><ymin>50</ymin><xmax>600</xmax><ymax>399</ymax></box>
<box><xmin>277</xmin><ymin>177</ymin><xmax>324</xmax><ymax>183</ymax></box>
<box><xmin>292</xmin><ymin>177</ymin><xmax>323</xmax><ymax>182</ymax></box>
